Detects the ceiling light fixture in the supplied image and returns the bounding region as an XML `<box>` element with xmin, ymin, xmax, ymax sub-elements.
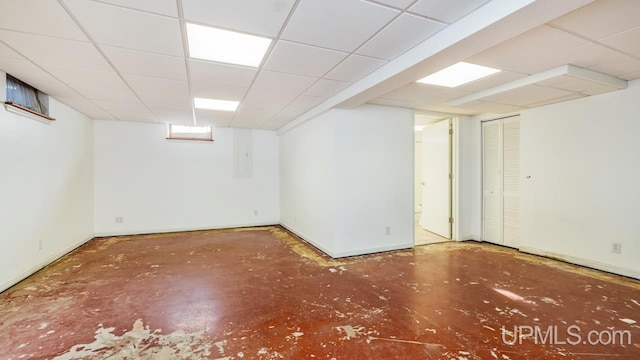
<box><xmin>417</xmin><ymin>62</ymin><xmax>501</xmax><ymax>88</ymax></box>
<box><xmin>414</xmin><ymin>125</ymin><xmax>426</xmax><ymax>131</ymax></box>
<box><xmin>194</xmin><ymin>98</ymin><xmax>240</xmax><ymax>112</ymax></box>
<box><xmin>448</xmin><ymin>64</ymin><xmax>628</xmax><ymax>107</ymax></box>
<box><xmin>186</xmin><ymin>23</ymin><xmax>272</xmax><ymax>67</ymax></box>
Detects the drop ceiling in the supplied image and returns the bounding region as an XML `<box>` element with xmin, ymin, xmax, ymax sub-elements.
<box><xmin>0</xmin><ymin>0</ymin><xmax>638</xmax><ymax>131</ymax></box>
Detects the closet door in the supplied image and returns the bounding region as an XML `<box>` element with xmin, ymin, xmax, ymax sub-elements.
<box><xmin>482</xmin><ymin>117</ymin><xmax>520</xmax><ymax>247</ymax></box>
<box><xmin>482</xmin><ymin>121</ymin><xmax>502</xmax><ymax>244</ymax></box>
<box><xmin>502</xmin><ymin>118</ymin><xmax>520</xmax><ymax>248</ymax></box>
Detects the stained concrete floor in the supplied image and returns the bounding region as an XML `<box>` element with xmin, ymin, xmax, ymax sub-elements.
<box><xmin>1</xmin><ymin>226</ymin><xmax>639</xmax><ymax>359</ymax></box>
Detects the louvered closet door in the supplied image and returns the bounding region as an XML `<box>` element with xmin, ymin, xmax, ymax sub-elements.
<box><xmin>502</xmin><ymin>118</ymin><xmax>520</xmax><ymax>248</ymax></box>
<box><xmin>482</xmin><ymin>116</ymin><xmax>521</xmax><ymax>247</ymax></box>
<box><xmin>482</xmin><ymin>121</ymin><xmax>502</xmax><ymax>244</ymax></box>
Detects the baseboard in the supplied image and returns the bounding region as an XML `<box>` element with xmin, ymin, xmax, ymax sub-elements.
<box><xmin>94</xmin><ymin>221</ymin><xmax>279</xmax><ymax>238</ymax></box>
<box><xmin>332</xmin><ymin>242</ymin><xmax>414</xmax><ymax>258</ymax></box>
<box><xmin>279</xmin><ymin>222</ymin><xmax>335</xmax><ymax>257</ymax></box>
<box><xmin>519</xmin><ymin>246</ymin><xmax>640</xmax><ymax>280</ymax></box>
<box><xmin>0</xmin><ymin>234</ymin><xmax>94</xmax><ymax>293</ymax></box>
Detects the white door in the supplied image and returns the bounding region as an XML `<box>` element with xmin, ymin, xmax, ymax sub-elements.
<box><xmin>419</xmin><ymin>119</ymin><xmax>451</xmax><ymax>238</ymax></box>
<box><xmin>482</xmin><ymin>117</ymin><xmax>521</xmax><ymax>247</ymax></box>
<box><xmin>502</xmin><ymin>117</ymin><xmax>521</xmax><ymax>248</ymax></box>
<box><xmin>482</xmin><ymin>120</ymin><xmax>502</xmax><ymax>243</ymax></box>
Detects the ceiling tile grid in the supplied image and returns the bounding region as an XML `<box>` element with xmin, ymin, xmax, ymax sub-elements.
<box><xmin>1</xmin><ymin>0</ymin><xmax>639</xmax><ymax>128</ymax></box>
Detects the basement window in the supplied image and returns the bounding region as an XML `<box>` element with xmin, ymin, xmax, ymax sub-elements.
<box><xmin>167</xmin><ymin>124</ymin><xmax>213</xmax><ymax>141</ymax></box>
<box><xmin>4</xmin><ymin>74</ymin><xmax>55</xmax><ymax>121</ymax></box>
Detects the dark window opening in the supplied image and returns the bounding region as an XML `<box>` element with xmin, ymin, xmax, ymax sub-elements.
<box><xmin>5</xmin><ymin>74</ymin><xmax>50</xmax><ymax>118</ymax></box>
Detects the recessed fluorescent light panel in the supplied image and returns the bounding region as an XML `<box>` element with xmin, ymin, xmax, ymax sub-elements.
<box><xmin>186</xmin><ymin>23</ymin><xmax>272</xmax><ymax>67</ymax></box>
<box><xmin>194</xmin><ymin>98</ymin><xmax>239</xmax><ymax>112</ymax></box>
<box><xmin>417</xmin><ymin>62</ymin><xmax>501</xmax><ymax>87</ymax></box>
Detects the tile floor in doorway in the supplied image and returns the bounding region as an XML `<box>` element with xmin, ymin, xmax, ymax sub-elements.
<box><xmin>1</xmin><ymin>226</ymin><xmax>639</xmax><ymax>359</ymax></box>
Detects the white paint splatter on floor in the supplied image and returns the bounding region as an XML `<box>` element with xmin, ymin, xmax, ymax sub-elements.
<box><xmin>53</xmin><ymin>319</ymin><xmax>212</xmax><ymax>359</ymax></box>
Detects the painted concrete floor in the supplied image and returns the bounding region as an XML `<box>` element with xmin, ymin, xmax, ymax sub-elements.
<box><xmin>1</xmin><ymin>226</ymin><xmax>639</xmax><ymax>359</ymax></box>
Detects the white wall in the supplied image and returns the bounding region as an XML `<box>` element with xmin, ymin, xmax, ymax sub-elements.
<box><xmin>455</xmin><ymin>115</ymin><xmax>478</xmax><ymax>241</ymax></box>
<box><xmin>94</xmin><ymin>121</ymin><xmax>279</xmax><ymax>236</ymax></box>
<box><xmin>333</xmin><ymin>106</ymin><xmax>414</xmax><ymax>256</ymax></box>
<box><xmin>280</xmin><ymin>104</ymin><xmax>414</xmax><ymax>258</ymax></box>
<box><xmin>0</xmin><ymin>71</ymin><xmax>94</xmax><ymax>291</ymax></box>
<box><xmin>279</xmin><ymin>112</ymin><xmax>335</xmax><ymax>254</ymax></box>
<box><xmin>470</xmin><ymin>80</ymin><xmax>640</xmax><ymax>279</ymax></box>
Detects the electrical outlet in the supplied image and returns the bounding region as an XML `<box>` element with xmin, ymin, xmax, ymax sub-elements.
<box><xmin>611</xmin><ymin>242</ymin><xmax>622</xmax><ymax>254</ymax></box>
<box><xmin>385</xmin><ymin>226</ymin><xmax>391</xmax><ymax>236</ymax></box>
<box><xmin>115</xmin><ymin>216</ymin><xmax>124</xmax><ymax>224</ymax></box>
<box><xmin>254</xmin><ymin>209</ymin><xmax>258</xmax><ymax>216</ymax></box>
<box><xmin>38</xmin><ymin>239</ymin><xmax>43</xmax><ymax>251</ymax></box>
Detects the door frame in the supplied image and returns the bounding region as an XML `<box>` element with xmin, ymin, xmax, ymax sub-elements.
<box><xmin>413</xmin><ymin>112</ymin><xmax>459</xmax><ymax>243</ymax></box>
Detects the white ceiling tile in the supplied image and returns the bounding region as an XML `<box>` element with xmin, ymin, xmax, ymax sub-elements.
<box><xmin>196</xmin><ymin>109</ymin><xmax>236</xmax><ymax>125</ymax></box>
<box><xmin>0</xmin><ymin>0</ymin><xmax>87</xmax><ymax>40</ymax></box>
<box><xmin>368</xmin><ymin>98</ymin><xmax>414</xmax><ymax>108</ymax></box>
<box><xmin>123</xmin><ymin>74</ymin><xmax>190</xmax><ymax>98</ymax></box>
<box><xmin>0</xmin><ymin>41</ymin><xmax>25</xmax><ymax>60</ymax></box>
<box><xmin>264</xmin><ymin>41</ymin><xmax>348</xmax><ymax>77</ymax></box>
<box><xmin>195</xmin><ymin>113</ymin><xmax>233</xmax><ymax>128</ymax></box>
<box><xmin>92</xmin><ymin>99</ymin><xmax>148</xmax><ymax>112</ymax></box>
<box><xmin>153</xmin><ymin>109</ymin><xmax>194</xmax><ymax>124</ymax></box>
<box><xmin>109</xmin><ymin>109</ymin><xmax>157</xmax><ymax>123</ymax></box>
<box><xmin>181</xmin><ymin>0</ymin><xmax>296</xmax><ymax>37</ymax></box>
<box><xmin>550</xmin><ymin>0</ymin><xmax>640</xmax><ymax>40</ymax></box>
<box><xmin>536</xmin><ymin>75</ymin><xmax>606</xmax><ymax>93</ymax></box>
<box><xmin>43</xmin><ymin>65</ymin><xmax>126</xmax><ymax>91</ymax></box>
<box><xmin>64</xmin><ymin>0</ymin><xmax>183</xmax><ymax>56</ymax></box>
<box><xmin>55</xmin><ymin>96</ymin><xmax>115</xmax><ymax>119</ymax></box>
<box><xmin>380</xmin><ymin>82</ymin><xmax>449</xmax><ymax>102</ymax></box>
<box><xmin>325</xmin><ymin>54</ymin><xmax>387</xmax><ymax>82</ymax></box>
<box><xmin>0</xmin><ymin>58</ymin><xmax>59</xmax><ymax>90</ymax></box>
<box><xmin>582</xmin><ymin>85</ymin><xmax>623</xmax><ymax>96</ymax></box>
<box><xmin>282</xmin><ymin>0</ymin><xmax>399</xmax><ymax>52</ymax></box>
<box><xmin>409</xmin><ymin>0</ymin><xmax>490</xmax><ymax>24</ymax></box>
<box><xmin>270</xmin><ymin>95</ymin><xmax>326</xmax><ymax>120</ymax></box>
<box><xmin>416</xmin><ymin>88</ymin><xmax>472</xmax><ymax>104</ymax></box>
<box><xmin>304</xmin><ymin>79</ymin><xmax>350</xmax><ymax>97</ymax></box>
<box><xmin>483</xmin><ymin>85</ymin><xmax>574</xmax><ymax>107</ymax></box>
<box><xmin>252</xmin><ymin>70</ymin><xmax>317</xmax><ymax>93</ymax></box>
<box><xmin>243</xmin><ymin>88</ymin><xmax>299</xmax><ymax>109</ymax></box>
<box><xmin>139</xmin><ymin>94</ymin><xmax>192</xmax><ymax>110</ymax></box>
<box><xmin>357</xmin><ymin>13</ymin><xmax>445</xmax><ymax>60</ymax></box>
<box><xmin>457</xmin><ymin>70</ymin><xmax>528</xmax><ymax>93</ymax></box>
<box><xmin>41</xmin><ymin>67</ymin><xmax>139</xmax><ymax>103</ymax></box>
<box><xmin>191</xmin><ymin>82</ymin><xmax>247</xmax><ymax>101</ymax></box>
<box><xmin>510</xmin><ymin>43</ymin><xmax>623</xmax><ymax>75</ymax></box>
<box><xmin>79</xmin><ymin>86</ymin><xmax>139</xmax><ymax>103</ymax></box>
<box><xmin>94</xmin><ymin>0</ymin><xmax>178</xmax><ymax>17</ymax></box>
<box><xmin>189</xmin><ymin>60</ymin><xmax>257</xmax><ymax>88</ymax></box>
<box><xmin>620</xmin><ymin>70</ymin><xmax>640</xmax><ymax>81</ymax></box>
<box><xmin>0</xmin><ymin>30</ymin><xmax>111</xmax><ymax>70</ymax></box>
<box><xmin>368</xmin><ymin>0</ymin><xmax>416</xmax><ymax>10</ymax></box>
<box><xmin>467</xmin><ymin>25</ymin><xmax>588</xmax><ymax>72</ymax></box>
<box><xmin>587</xmin><ymin>53</ymin><xmax>640</xmax><ymax>77</ymax></box>
<box><xmin>600</xmin><ymin>26</ymin><xmax>640</xmax><ymax>55</ymax></box>
<box><xmin>102</xmin><ymin>46</ymin><xmax>187</xmax><ymax>81</ymax></box>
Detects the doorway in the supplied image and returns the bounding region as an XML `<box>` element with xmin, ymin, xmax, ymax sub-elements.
<box><xmin>414</xmin><ymin>114</ymin><xmax>452</xmax><ymax>245</ymax></box>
